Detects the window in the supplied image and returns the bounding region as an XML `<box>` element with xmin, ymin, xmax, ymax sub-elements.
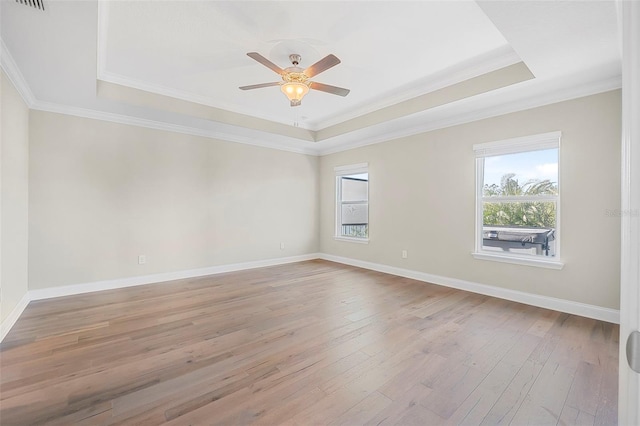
<box><xmin>335</xmin><ymin>163</ymin><xmax>369</xmax><ymax>242</ymax></box>
<box><xmin>473</xmin><ymin>132</ymin><xmax>563</xmax><ymax>269</ymax></box>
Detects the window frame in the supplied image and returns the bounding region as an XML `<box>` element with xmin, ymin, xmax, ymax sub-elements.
<box><xmin>472</xmin><ymin>132</ymin><xmax>564</xmax><ymax>269</ymax></box>
<box><xmin>334</xmin><ymin>163</ymin><xmax>369</xmax><ymax>244</ymax></box>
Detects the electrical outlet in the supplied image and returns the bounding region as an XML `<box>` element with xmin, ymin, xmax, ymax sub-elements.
<box><xmin>280</xmin><ymin>242</ymin><xmax>285</xmax><ymax>250</ymax></box>
<box><xmin>402</xmin><ymin>250</ymin><xmax>408</xmax><ymax>259</ymax></box>
<box><xmin>138</xmin><ymin>255</ymin><xmax>146</xmax><ymax>265</ymax></box>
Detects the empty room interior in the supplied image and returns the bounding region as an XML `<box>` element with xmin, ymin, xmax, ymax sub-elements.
<box><xmin>1</xmin><ymin>1</ymin><xmax>639</xmax><ymax>425</ymax></box>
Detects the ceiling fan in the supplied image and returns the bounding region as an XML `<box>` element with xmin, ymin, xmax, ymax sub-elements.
<box><xmin>240</xmin><ymin>52</ymin><xmax>350</xmax><ymax>107</ymax></box>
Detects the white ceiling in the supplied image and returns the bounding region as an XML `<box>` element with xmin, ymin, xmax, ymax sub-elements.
<box><xmin>1</xmin><ymin>0</ymin><xmax>622</xmax><ymax>155</ymax></box>
<box><xmin>101</xmin><ymin>1</ymin><xmax>510</xmax><ymax>129</ymax></box>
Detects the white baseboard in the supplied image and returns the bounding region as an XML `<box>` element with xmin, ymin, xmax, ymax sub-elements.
<box><xmin>319</xmin><ymin>253</ymin><xmax>620</xmax><ymax>324</ymax></box>
<box><xmin>1</xmin><ymin>253</ymin><xmax>319</xmax><ymax>342</ymax></box>
<box><xmin>0</xmin><ymin>292</ymin><xmax>31</xmax><ymax>342</ymax></box>
<box><xmin>29</xmin><ymin>253</ymin><xmax>320</xmax><ymax>301</ymax></box>
<box><xmin>1</xmin><ymin>251</ymin><xmax>619</xmax><ymax>343</ymax></box>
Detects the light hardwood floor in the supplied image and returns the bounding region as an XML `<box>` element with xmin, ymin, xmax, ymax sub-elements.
<box><xmin>0</xmin><ymin>260</ymin><xmax>618</xmax><ymax>425</ymax></box>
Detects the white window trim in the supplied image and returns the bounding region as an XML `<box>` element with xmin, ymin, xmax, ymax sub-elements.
<box><xmin>473</xmin><ymin>132</ymin><xmax>564</xmax><ymax>269</ymax></box>
<box><xmin>333</xmin><ymin>236</ymin><xmax>370</xmax><ymax>244</ymax></box>
<box><xmin>473</xmin><ymin>131</ymin><xmax>561</xmax><ymax>157</ymax></box>
<box><xmin>334</xmin><ymin>163</ymin><xmax>368</xmax><ymax>176</ymax></box>
<box><xmin>471</xmin><ymin>252</ymin><xmax>564</xmax><ymax>270</ymax></box>
<box><xmin>334</xmin><ymin>163</ymin><xmax>369</xmax><ymax>243</ymax></box>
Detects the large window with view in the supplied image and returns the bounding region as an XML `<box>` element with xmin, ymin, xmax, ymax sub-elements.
<box><xmin>473</xmin><ymin>132</ymin><xmax>563</xmax><ymax>269</ymax></box>
<box><xmin>335</xmin><ymin>163</ymin><xmax>369</xmax><ymax>242</ymax></box>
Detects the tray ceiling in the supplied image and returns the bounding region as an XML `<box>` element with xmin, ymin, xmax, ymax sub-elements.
<box><xmin>1</xmin><ymin>1</ymin><xmax>621</xmax><ymax>155</ymax></box>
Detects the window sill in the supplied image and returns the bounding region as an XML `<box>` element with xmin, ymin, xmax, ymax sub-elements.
<box><xmin>334</xmin><ymin>236</ymin><xmax>369</xmax><ymax>244</ymax></box>
<box><xmin>472</xmin><ymin>252</ymin><xmax>564</xmax><ymax>270</ymax></box>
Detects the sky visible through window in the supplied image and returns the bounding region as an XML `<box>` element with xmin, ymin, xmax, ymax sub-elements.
<box><xmin>484</xmin><ymin>149</ymin><xmax>558</xmax><ymax>187</ymax></box>
<box><xmin>346</xmin><ymin>173</ymin><xmax>368</xmax><ymax>181</ymax></box>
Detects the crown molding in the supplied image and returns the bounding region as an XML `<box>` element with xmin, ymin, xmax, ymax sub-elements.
<box><xmin>0</xmin><ymin>50</ymin><xmax>319</xmax><ymax>156</ymax></box>
<box><xmin>316</xmin><ymin>73</ymin><xmax>622</xmax><ymax>156</ymax></box>
<box><xmin>0</xmin><ymin>38</ymin><xmax>36</xmax><ymax>107</ymax></box>
<box><xmin>3</xmin><ymin>31</ymin><xmax>622</xmax><ymax>159</ymax></box>
<box><xmin>310</xmin><ymin>45</ymin><xmax>522</xmax><ymax>130</ymax></box>
<box><xmin>2</xmin><ymin>34</ymin><xmax>318</xmax><ymax>156</ymax></box>
<box><xmin>31</xmin><ymin>100</ymin><xmax>319</xmax><ymax>156</ymax></box>
<box><xmin>97</xmin><ymin>70</ymin><xmax>312</xmax><ymax>132</ymax></box>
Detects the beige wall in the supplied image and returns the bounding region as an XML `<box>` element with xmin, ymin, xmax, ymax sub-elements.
<box><xmin>1</xmin><ymin>83</ymin><xmax>623</xmax><ymax>313</ymax></box>
<box><xmin>28</xmin><ymin>111</ymin><xmax>319</xmax><ymax>289</ymax></box>
<box><xmin>1</xmin><ymin>71</ymin><xmax>29</xmax><ymax>322</ymax></box>
<box><xmin>320</xmin><ymin>90</ymin><xmax>622</xmax><ymax>310</ymax></box>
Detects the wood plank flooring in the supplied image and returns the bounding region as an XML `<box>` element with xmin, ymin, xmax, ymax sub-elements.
<box><xmin>0</xmin><ymin>260</ymin><xmax>618</xmax><ymax>425</ymax></box>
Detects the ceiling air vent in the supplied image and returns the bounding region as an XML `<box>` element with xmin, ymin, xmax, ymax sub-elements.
<box><xmin>15</xmin><ymin>0</ymin><xmax>45</xmax><ymax>11</ymax></box>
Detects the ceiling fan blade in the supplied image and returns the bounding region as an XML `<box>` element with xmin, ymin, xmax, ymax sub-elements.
<box><xmin>239</xmin><ymin>82</ymin><xmax>280</xmax><ymax>90</ymax></box>
<box><xmin>310</xmin><ymin>82</ymin><xmax>350</xmax><ymax>97</ymax></box>
<box><xmin>304</xmin><ymin>54</ymin><xmax>341</xmax><ymax>78</ymax></box>
<box><xmin>246</xmin><ymin>52</ymin><xmax>284</xmax><ymax>75</ymax></box>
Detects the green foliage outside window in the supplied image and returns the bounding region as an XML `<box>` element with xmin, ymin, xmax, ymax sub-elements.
<box><xmin>483</xmin><ymin>173</ymin><xmax>557</xmax><ymax>228</ymax></box>
<box><xmin>342</xmin><ymin>224</ymin><xmax>368</xmax><ymax>238</ymax></box>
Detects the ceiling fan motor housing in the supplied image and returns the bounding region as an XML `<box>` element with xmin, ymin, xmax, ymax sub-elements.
<box><xmin>240</xmin><ymin>51</ymin><xmax>349</xmax><ymax>107</ymax></box>
<box><xmin>289</xmin><ymin>54</ymin><xmax>302</xmax><ymax>66</ymax></box>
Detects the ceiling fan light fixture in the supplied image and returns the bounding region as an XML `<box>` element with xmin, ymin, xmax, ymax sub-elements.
<box><xmin>241</xmin><ymin>52</ymin><xmax>349</xmax><ymax>106</ymax></box>
<box><xmin>280</xmin><ymin>81</ymin><xmax>310</xmax><ymax>107</ymax></box>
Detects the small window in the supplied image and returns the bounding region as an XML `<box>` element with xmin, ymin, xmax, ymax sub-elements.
<box><xmin>335</xmin><ymin>163</ymin><xmax>369</xmax><ymax>242</ymax></box>
<box><xmin>473</xmin><ymin>132</ymin><xmax>563</xmax><ymax>269</ymax></box>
